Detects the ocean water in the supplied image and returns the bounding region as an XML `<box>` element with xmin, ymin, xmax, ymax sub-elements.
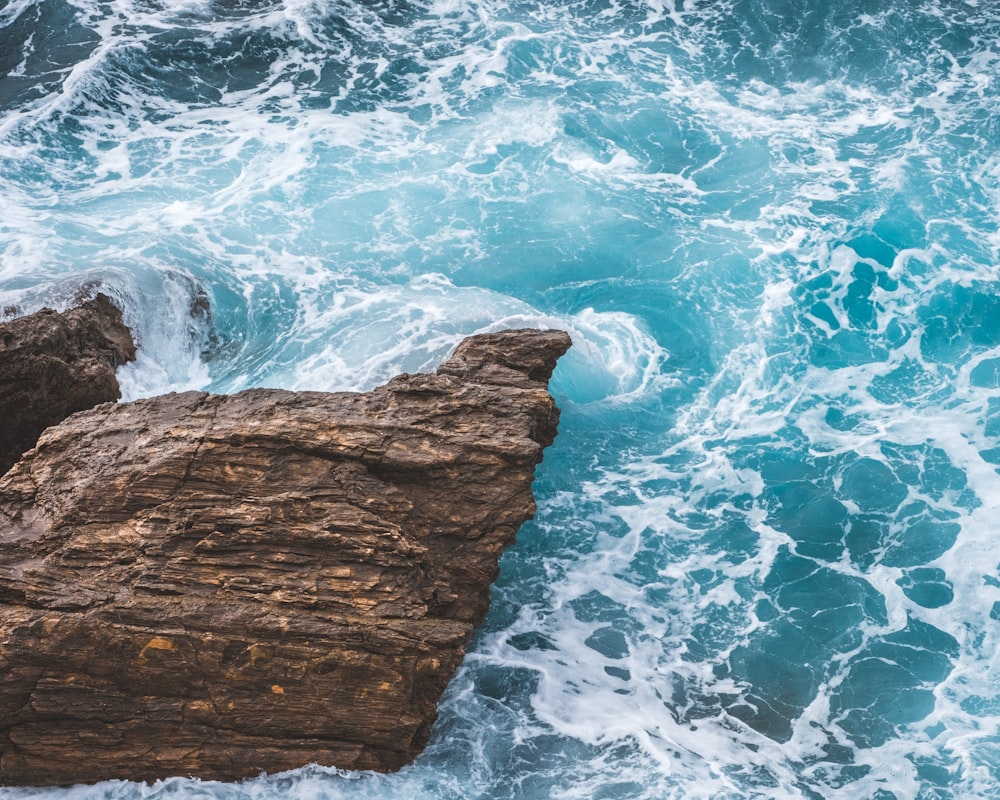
<box><xmin>2</xmin><ymin>0</ymin><xmax>1000</xmax><ymax>797</ymax></box>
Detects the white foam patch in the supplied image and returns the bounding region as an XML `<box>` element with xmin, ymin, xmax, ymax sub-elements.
<box><xmin>214</xmin><ymin>272</ymin><xmax>672</xmax><ymax>406</ymax></box>
<box><xmin>547</xmin><ymin>307</ymin><xmax>672</xmax><ymax>405</ymax></box>
<box><xmin>115</xmin><ymin>281</ymin><xmax>213</xmax><ymax>401</ymax></box>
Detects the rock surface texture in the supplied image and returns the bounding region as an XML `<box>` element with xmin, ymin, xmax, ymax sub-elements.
<box><xmin>0</xmin><ymin>328</ymin><xmax>571</xmax><ymax>786</ymax></box>
<box><xmin>0</xmin><ymin>293</ymin><xmax>137</xmax><ymax>477</ymax></box>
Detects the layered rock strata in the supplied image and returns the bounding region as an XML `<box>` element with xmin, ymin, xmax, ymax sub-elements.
<box><xmin>0</xmin><ymin>328</ymin><xmax>571</xmax><ymax>786</ymax></box>
<box><xmin>0</xmin><ymin>293</ymin><xmax>136</xmax><ymax>476</ymax></box>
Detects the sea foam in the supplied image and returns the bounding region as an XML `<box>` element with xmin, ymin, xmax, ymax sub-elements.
<box><xmin>2</xmin><ymin>0</ymin><xmax>1000</xmax><ymax>797</ymax></box>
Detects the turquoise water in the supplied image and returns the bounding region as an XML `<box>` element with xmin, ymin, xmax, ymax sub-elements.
<box><xmin>3</xmin><ymin>0</ymin><xmax>1000</xmax><ymax>797</ymax></box>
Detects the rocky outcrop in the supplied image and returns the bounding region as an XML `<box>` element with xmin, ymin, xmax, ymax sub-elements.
<box><xmin>0</xmin><ymin>328</ymin><xmax>571</xmax><ymax>786</ymax></box>
<box><xmin>0</xmin><ymin>293</ymin><xmax>136</xmax><ymax>476</ymax></box>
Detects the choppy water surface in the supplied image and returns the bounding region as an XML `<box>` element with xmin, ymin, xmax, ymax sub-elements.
<box><xmin>3</xmin><ymin>0</ymin><xmax>1000</xmax><ymax>797</ymax></box>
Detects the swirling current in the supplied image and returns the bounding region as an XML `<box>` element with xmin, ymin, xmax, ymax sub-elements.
<box><xmin>2</xmin><ymin>0</ymin><xmax>1000</xmax><ymax>798</ymax></box>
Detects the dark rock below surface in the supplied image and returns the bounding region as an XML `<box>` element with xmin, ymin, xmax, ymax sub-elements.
<box><xmin>0</xmin><ymin>328</ymin><xmax>571</xmax><ymax>786</ymax></box>
<box><xmin>0</xmin><ymin>293</ymin><xmax>136</xmax><ymax>477</ymax></box>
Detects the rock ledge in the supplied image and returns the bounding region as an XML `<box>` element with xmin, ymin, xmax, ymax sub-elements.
<box><xmin>0</xmin><ymin>328</ymin><xmax>570</xmax><ymax>786</ymax></box>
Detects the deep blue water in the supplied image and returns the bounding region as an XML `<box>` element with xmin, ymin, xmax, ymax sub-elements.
<box><xmin>3</xmin><ymin>0</ymin><xmax>1000</xmax><ymax>797</ymax></box>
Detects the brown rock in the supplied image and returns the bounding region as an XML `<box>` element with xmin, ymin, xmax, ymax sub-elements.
<box><xmin>0</xmin><ymin>293</ymin><xmax>137</xmax><ymax>476</ymax></box>
<box><xmin>0</xmin><ymin>328</ymin><xmax>571</xmax><ymax>786</ymax></box>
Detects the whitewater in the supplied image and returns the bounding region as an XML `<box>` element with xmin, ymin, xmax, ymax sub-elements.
<box><xmin>2</xmin><ymin>0</ymin><xmax>1000</xmax><ymax>797</ymax></box>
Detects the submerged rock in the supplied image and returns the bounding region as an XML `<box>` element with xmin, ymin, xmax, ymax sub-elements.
<box><xmin>0</xmin><ymin>293</ymin><xmax>136</xmax><ymax>476</ymax></box>
<box><xmin>0</xmin><ymin>328</ymin><xmax>571</xmax><ymax>786</ymax></box>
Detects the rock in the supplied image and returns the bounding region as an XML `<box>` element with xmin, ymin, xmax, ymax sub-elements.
<box><xmin>0</xmin><ymin>293</ymin><xmax>137</xmax><ymax>476</ymax></box>
<box><xmin>0</xmin><ymin>328</ymin><xmax>571</xmax><ymax>786</ymax></box>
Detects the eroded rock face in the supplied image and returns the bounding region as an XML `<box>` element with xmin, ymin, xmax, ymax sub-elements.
<box><xmin>0</xmin><ymin>293</ymin><xmax>136</xmax><ymax>476</ymax></box>
<box><xmin>0</xmin><ymin>328</ymin><xmax>571</xmax><ymax>786</ymax></box>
